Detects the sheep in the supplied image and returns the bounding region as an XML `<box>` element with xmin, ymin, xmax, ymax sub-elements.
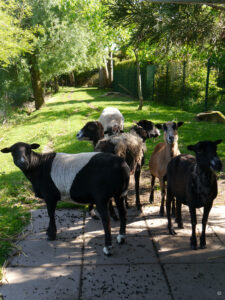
<box><xmin>149</xmin><ymin>121</ymin><xmax>184</xmax><ymax>216</ymax></box>
<box><xmin>98</xmin><ymin>107</ymin><xmax>124</xmax><ymax>135</ymax></box>
<box><xmin>1</xmin><ymin>142</ymin><xmax>130</xmax><ymax>256</ymax></box>
<box><xmin>77</xmin><ymin>119</ymin><xmax>161</xmax><ymax>209</ymax></box>
<box><xmin>166</xmin><ymin>140</ymin><xmax>222</xmax><ymax>250</ymax></box>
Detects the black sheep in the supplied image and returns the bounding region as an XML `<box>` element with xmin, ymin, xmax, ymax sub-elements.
<box><xmin>1</xmin><ymin>142</ymin><xmax>130</xmax><ymax>256</ymax></box>
<box><xmin>166</xmin><ymin>140</ymin><xmax>222</xmax><ymax>250</ymax></box>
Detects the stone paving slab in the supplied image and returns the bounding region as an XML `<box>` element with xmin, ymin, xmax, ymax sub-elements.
<box><xmin>1</xmin><ymin>205</ymin><xmax>225</xmax><ymax>300</ymax></box>
<box><xmin>81</xmin><ymin>264</ymin><xmax>170</xmax><ymax>300</ymax></box>
<box><xmin>165</xmin><ymin>263</ymin><xmax>225</xmax><ymax>300</ymax></box>
<box><xmin>83</xmin><ymin>236</ymin><xmax>157</xmax><ymax>265</ymax></box>
<box><xmin>8</xmin><ymin>239</ymin><xmax>82</xmax><ymax>267</ymax></box>
<box><xmin>143</xmin><ymin>206</ymin><xmax>218</xmax><ymax>237</ymax></box>
<box><xmin>154</xmin><ymin>235</ymin><xmax>225</xmax><ymax>264</ymax></box>
<box><xmin>0</xmin><ymin>266</ymin><xmax>81</xmax><ymax>300</ymax></box>
<box><xmin>26</xmin><ymin>209</ymin><xmax>84</xmax><ymax>236</ymax></box>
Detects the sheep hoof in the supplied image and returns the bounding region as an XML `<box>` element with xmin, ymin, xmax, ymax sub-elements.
<box><xmin>177</xmin><ymin>223</ymin><xmax>184</xmax><ymax>229</ymax></box>
<box><xmin>137</xmin><ymin>204</ymin><xmax>142</xmax><ymax>211</ymax></box>
<box><xmin>191</xmin><ymin>245</ymin><xmax>198</xmax><ymax>250</ymax></box>
<box><xmin>89</xmin><ymin>209</ymin><xmax>99</xmax><ymax>220</ymax></box>
<box><xmin>169</xmin><ymin>228</ymin><xmax>177</xmax><ymax>235</ymax></box>
<box><xmin>103</xmin><ymin>246</ymin><xmax>113</xmax><ymax>256</ymax></box>
<box><xmin>117</xmin><ymin>234</ymin><xmax>125</xmax><ymax>245</ymax></box>
<box><xmin>159</xmin><ymin>210</ymin><xmax>164</xmax><ymax>217</ymax></box>
<box><xmin>47</xmin><ymin>234</ymin><xmax>56</xmax><ymax>241</ymax></box>
<box><xmin>111</xmin><ymin>214</ymin><xmax>119</xmax><ymax>221</ymax></box>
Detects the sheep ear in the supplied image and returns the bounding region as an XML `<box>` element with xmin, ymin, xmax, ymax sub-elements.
<box><xmin>214</xmin><ymin>139</ymin><xmax>222</xmax><ymax>145</ymax></box>
<box><xmin>187</xmin><ymin>144</ymin><xmax>196</xmax><ymax>152</ymax></box>
<box><xmin>30</xmin><ymin>143</ymin><xmax>40</xmax><ymax>149</ymax></box>
<box><xmin>156</xmin><ymin>124</ymin><xmax>162</xmax><ymax>129</ymax></box>
<box><xmin>1</xmin><ymin>147</ymin><xmax>12</xmax><ymax>153</ymax></box>
<box><xmin>177</xmin><ymin>121</ymin><xmax>184</xmax><ymax>128</ymax></box>
<box><xmin>163</xmin><ymin>124</ymin><xmax>167</xmax><ymax>131</ymax></box>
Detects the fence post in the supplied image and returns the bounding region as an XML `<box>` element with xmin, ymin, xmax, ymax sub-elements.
<box><xmin>205</xmin><ymin>58</ymin><xmax>211</xmax><ymax>112</ymax></box>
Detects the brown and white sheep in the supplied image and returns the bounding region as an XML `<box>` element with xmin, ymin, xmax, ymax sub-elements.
<box><xmin>149</xmin><ymin>121</ymin><xmax>184</xmax><ymax>216</ymax></box>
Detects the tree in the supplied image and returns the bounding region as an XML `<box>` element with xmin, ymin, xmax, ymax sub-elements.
<box><xmin>0</xmin><ymin>0</ymin><xmax>34</xmax><ymax>66</ymax></box>
<box><xmin>18</xmin><ymin>0</ymin><xmax>113</xmax><ymax>109</ymax></box>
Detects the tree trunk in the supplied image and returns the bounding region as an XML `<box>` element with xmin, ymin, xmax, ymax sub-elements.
<box><xmin>99</xmin><ymin>55</ymin><xmax>110</xmax><ymax>88</ymax></box>
<box><xmin>107</xmin><ymin>51</ymin><xmax>113</xmax><ymax>86</ymax></box>
<box><xmin>182</xmin><ymin>60</ymin><xmax>187</xmax><ymax>107</ymax></box>
<box><xmin>69</xmin><ymin>72</ymin><xmax>75</xmax><ymax>86</ymax></box>
<box><xmin>134</xmin><ymin>49</ymin><xmax>143</xmax><ymax>110</ymax></box>
<box><xmin>53</xmin><ymin>77</ymin><xmax>59</xmax><ymax>93</ymax></box>
<box><xmin>205</xmin><ymin>58</ymin><xmax>211</xmax><ymax>111</ymax></box>
<box><xmin>27</xmin><ymin>53</ymin><xmax>44</xmax><ymax>110</ymax></box>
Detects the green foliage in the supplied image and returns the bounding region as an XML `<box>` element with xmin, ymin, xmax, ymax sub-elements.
<box><xmin>0</xmin><ymin>0</ymin><xmax>35</xmax><ymax>66</ymax></box>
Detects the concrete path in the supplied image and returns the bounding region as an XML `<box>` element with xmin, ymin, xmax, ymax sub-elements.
<box><xmin>1</xmin><ymin>205</ymin><xmax>225</xmax><ymax>300</ymax></box>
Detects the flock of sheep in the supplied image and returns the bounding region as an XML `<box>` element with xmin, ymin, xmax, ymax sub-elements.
<box><xmin>1</xmin><ymin>106</ymin><xmax>222</xmax><ymax>255</ymax></box>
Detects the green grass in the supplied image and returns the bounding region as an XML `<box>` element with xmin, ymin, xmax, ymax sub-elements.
<box><xmin>0</xmin><ymin>86</ymin><xmax>224</xmax><ymax>280</ymax></box>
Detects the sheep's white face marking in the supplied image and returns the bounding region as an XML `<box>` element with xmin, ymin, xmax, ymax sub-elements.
<box><xmin>51</xmin><ymin>152</ymin><xmax>97</xmax><ymax>198</ymax></box>
<box><xmin>149</xmin><ymin>128</ymin><xmax>160</xmax><ymax>138</ymax></box>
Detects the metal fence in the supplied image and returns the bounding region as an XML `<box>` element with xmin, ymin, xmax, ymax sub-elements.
<box><xmin>113</xmin><ymin>60</ymin><xmax>225</xmax><ymax>112</ymax></box>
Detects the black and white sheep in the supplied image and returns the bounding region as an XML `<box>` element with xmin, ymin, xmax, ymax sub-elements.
<box><xmin>1</xmin><ymin>142</ymin><xmax>130</xmax><ymax>256</ymax></box>
<box><xmin>98</xmin><ymin>107</ymin><xmax>124</xmax><ymax>135</ymax></box>
<box><xmin>77</xmin><ymin>119</ymin><xmax>161</xmax><ymax>209</ymax></box>
<box><xmin>166</xmin><ymin>140</ymin><xmax>222</xmax><ymax>250</ymax></box>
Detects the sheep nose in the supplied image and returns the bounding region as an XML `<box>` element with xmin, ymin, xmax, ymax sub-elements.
<box><xmin>15</xmin><ymin>157</ymin><xmax>28</xmax><ymax>169</ymax></box>
<box><xmin>76</xmin><ymin>131</ymin><xmax>83</xmax><ymax>139</ymax></box>
<box><xmin>211</xmin><ymin>157</ymin><xmax>222</xmax><ymax>172</ymax></box>
<box><xmin>169</xmin><ymin>136</ymin><xmax>174</xmax><ymax>144</ymax></box>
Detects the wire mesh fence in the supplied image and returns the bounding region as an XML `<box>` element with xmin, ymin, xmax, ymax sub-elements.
<box><xmin>113</xmin><ymin>60</ymin><xmax>225</xmax><ymax>113</ymax></box>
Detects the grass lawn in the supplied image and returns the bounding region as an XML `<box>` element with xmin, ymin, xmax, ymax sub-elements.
<box><xmin>0</xmin><ymin>86</ymin><xmax>224</xmax><ymax>280</ymax></box>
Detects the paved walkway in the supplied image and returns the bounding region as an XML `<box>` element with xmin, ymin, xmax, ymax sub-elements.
<box><xmin>1</xmin><ymin>204</ymin><xmax>225</xmax><ymax>300</ymax></box>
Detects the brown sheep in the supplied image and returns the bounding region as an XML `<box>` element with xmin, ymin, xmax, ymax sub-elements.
<box><xmin>149</xmin><ymin>121</ymin><xmax>184</xmax><ymax>216</ymax></box>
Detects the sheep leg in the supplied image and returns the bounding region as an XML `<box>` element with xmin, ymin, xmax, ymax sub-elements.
<box><xmin>96</xmin><ymin>201</ymin><xmax>112</xmax><ymax>256</ymax></box>
<box><xmin>159</xmin><ymin>177</ymin><xmax>166</xmax><ymax>216</ymax></box>
<box><xmin>189</xmin><ymin>205</ymin><xmax>197</xmax><ymax>250</ymax></box>
<box><xmin>88</xmin><ymin>203</ymin><xmax>99</xmax><ymax>220</ymax></box>
<box><xmin>109</xmin><ymin>198</ymin><xmax>119</xmax><ymax>221</ymax></box>
<box><xmin>149</xmin><ymin>175</ymin><xmax>155</xmax><ymax>204</ymax></box>
<box><xmin>175</xmin><ymin>200</ymin><xmax>183</xmax><ymax>229</ymax></box>
<box><xmin>124</xmin><ymin>195</ymin><xmax>129</xmax><ymax>209</ymax></box>
<box><xmin>200</xmin><ymin>203</ymin><xmax>212</xmax><ymax>249</ymax></box>
<box><xmin>134</xmin><ymin>164</ymin><xmax>141</xmax><ymax>210</ymax></box>
<box><xmin>46</xmin><ymin>200</ymin><xmax>57</xmax><ymax>240</ymax></box>
<box><xmin>171</xmin><ymin>197</ymin><xmax>176</xmax><ymax>218</ymax></box>
<box><xmin>166</xmin><ymin>188</ymin><xmax>176</xmax><ymax>235</ymax></box>
<box><xmin>115</xmin><ymin>196</ymin><xmax>127</xmax><ymax>245</ymax></box>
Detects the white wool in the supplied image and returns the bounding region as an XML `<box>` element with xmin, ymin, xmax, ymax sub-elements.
<box><xmin>51</xmin><ymin>152</ymin><xmax>97</xmax><ymax>198</ymax></box>
<box><xmin>98</xmin><ymin>107</ymin><xmax>124</xmax><ymax>132</ymax></box>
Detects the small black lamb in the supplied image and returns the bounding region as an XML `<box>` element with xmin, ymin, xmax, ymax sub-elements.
<box><xmin>1</xmin><ymin>142</ymin><xmax>130</xmax><ymax>256</ymax></box>
<box><xmin>166</xmin><ymin>140</ymin><xmax>222</xmax><ymax>250</ymax></box>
